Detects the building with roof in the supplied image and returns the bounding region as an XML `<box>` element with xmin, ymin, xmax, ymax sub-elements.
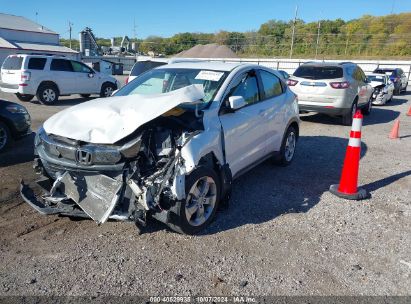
<box><xmin>0</xmin><ymin>13</ymin><xmax>78</xmax><ymax>66</ymax></box>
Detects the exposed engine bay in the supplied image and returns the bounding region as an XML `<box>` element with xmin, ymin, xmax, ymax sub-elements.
<box><xmin>21</xmin><ymin>109</ymin><xmax>208</xmax><ymax>229</ymax></box>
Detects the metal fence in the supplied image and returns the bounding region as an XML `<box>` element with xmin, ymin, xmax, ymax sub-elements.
<box><xmin>81</xmin><ymin>55</ymin><xmax>411</xmax><ymax>84</ymax></box>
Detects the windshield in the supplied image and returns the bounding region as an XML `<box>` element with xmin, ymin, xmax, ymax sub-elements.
<box><xmin>368</xmin><ymin>75</ymin><xmax>385</xmax><ymax>83</ymax></box>
<box><xmin>294</xmin><ymin>66</ymin><xmax>343</xmax><ymax>80</ymax></box>
<box><xmin>116</xmin><ymin>68</ymin><xmax>228</xmax><ymax>104</ymax></box>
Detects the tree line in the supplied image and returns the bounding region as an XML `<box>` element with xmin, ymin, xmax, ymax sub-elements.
<box><xmin>60</xmin><ymin>12</ymin><xmax>411</xmax><ymax>59</ymax></box>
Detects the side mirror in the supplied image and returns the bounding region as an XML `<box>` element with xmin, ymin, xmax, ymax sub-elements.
<box><xmin>228</xmin><ymin>96</ymin><xmax>247</xmax><ymax>110</ymax></box>
<box><xmin>88</xmin><ymin>73</ymin><xmax>94</xmax><ymax>78</ymax></box>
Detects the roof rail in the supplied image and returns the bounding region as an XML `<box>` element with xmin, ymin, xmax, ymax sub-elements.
<box><xmin>339</xmin><ymin>61</ymin><xmax>355</xmax><ymax>65</ymax></box>
<box><xmin>27</xmin><ymin>53</ymin><xmax>66</xmax><ymax>57</ymax></box>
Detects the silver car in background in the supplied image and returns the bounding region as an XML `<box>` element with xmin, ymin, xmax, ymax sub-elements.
<box><xmin>288</xmin><ymin>62</ymin><xmax>373</xmax><ymax>125</ymax></box>
<box><xmin>367</xmin><ymin>73</ymin><xmax>395</xmax><ymax>105</ymax></box>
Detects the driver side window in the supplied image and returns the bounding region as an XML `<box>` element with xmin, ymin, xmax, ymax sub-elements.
<box><xmin>229</xmin><ymin>73</ymin><xmax>260</xmax><ymax>105</ymax></box>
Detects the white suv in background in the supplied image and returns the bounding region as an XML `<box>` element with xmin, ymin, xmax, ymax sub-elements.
<box><xmin>288</xmin><ymin>62</ymin><xmax>373</xmax><ymax>125</ymax></box>
<box><xmin>0</xmin><ymin>54</ymin><xmax>119</xmax><ymax>105</ymax></box>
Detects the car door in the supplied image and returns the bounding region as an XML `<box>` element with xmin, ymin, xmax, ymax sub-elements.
<box><xmin>71</xmin><ymin>60</ymin><xmax>99</xmax><ymax>94</ymax></box>
<box><xmin>218</xmin><ymin>70</ymin><xmax>270</xmax><ymax>177</ymax></box>
<box><xmin>258</xmin><ymin>69</ymin><xmax>289</xmax><ymax>152</ymax></box>
<box><xmin>49</xmin><ymin>59</ymin><xmax>76</xmax><ymax>94</ymax></box>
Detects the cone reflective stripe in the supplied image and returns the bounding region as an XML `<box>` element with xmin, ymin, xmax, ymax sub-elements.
<box><xmin>329</xmin><ymin>110</ymin><xmax>368</xmax><ymax>200</ymax></box>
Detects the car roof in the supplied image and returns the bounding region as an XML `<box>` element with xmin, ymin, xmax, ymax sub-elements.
<box><xmin>301</xmin><ymin>61</ymin><xmax>353</xmax><ymax>67</ymax></box>
<box><xmin>161</xmin><ymin>61</ymin><xmax>248</xmax><ymax>72</ymax></box>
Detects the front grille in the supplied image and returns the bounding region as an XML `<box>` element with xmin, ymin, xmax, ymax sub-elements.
<box><xmin>39</xmin><ymin>132</ymin><xmax>122</xmax><ymax>165</ymax></box>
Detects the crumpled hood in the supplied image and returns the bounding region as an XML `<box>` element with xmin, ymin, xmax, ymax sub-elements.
<box><xmin>43</xmin><ymin>84</ymin><xmax>205</xmax><ymax>144</ymax></box>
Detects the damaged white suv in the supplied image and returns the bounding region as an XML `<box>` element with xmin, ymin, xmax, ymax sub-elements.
<box><xmin>21</xmin><ymin>62</ymin><xmax>300</xmax><ymax>234</ymax></box>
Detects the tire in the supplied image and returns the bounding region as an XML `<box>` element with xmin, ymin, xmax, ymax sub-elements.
<box><xmin>167</xmin><ymin>166</ymin><xmax>220</xmax><ymax>235</ymax></box>
<box><xmin>100</xmin><ymin>83</ymin><xmax>116</xmax><ymax>98</ymax></box>
<box><xmin>342</xmin><ymin>102</ymin><xmax>357</xmax><ymax>126</ymax></box>
<box><xmin>36</xmin><ymin>83</ymin><xmax>59</xmax><ymax>105</ymax></box>
<box><xmin>15</xmin><ymin>93</ymin><xmax>34</xmax><ymax>102</ymax></box>
<box><xmin>362</xmin><ymin>97</ymin><xmax>372</xmax><ymax>116</ymax></box>
<box><xmin>80</xmin><ymin>94</ymin><xmax>91</xmax><ymax>98</ymax></box>
<box><xmin>0</xmin><ymin>121</ymin><xmax>11</xmax><ymax>153</ymax></box>
<box><xmin>394</xmin><ymin>86</ymin><xmax>401</xmax><ymax>95</ymax></box>
<box><xmin>276</xmin><ymin>125</ymin><xmax>297</xmax><ymax>166</ymax></box>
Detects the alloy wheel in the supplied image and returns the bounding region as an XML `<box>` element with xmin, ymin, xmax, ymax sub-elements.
<box><xmin>284</xmin><ymin>131</ymin><xmax>296</xmax><ymax>162</ymax></box>
<box><xmin>104</xmin><ymin>86</ymin><xmax>114</xmax><ymax>97</ymax></box>
<box><xmin>42</xmin><ymin>89</ymin><xmax>56</xmax><ymax>102</ymax></box>
<box><xmin>185</xmin><ymin>176</ymin><xmax>217</xmax><ymax>227</ymax></box>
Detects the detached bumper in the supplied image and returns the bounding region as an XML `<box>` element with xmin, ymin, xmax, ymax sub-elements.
<box><xmin>20</xmin><ymin>172</ymin><xmax>128</xmax><ymax>223</ymax></box>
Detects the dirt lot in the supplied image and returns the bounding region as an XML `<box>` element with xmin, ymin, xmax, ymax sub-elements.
<box><xmin>0</xmin><ymin>80</ymin><xmax>410</xmax><ymax>297</ymax></box>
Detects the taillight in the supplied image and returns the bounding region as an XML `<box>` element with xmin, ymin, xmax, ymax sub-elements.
<box><xmin>287</xmin><ymin>79</ymin><xmax>298</xmax><ymax>86</ymax></box>
<box><xmin>330</xmin><ymin>81</ymin><xmax>350</xmax><ymax>89</ymax></box>
<box><xmin>21</xmin><ymin>71</ymin><xmax>31</xmax><ymax>82</ymax></box>
<box><xmin>125</xmin><ymin>76</ymin><xmax>129</xmax><ymax>84</ymax></box>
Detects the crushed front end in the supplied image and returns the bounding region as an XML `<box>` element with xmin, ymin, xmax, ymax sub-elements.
<box><xmin>21</xmin><ymin>114</ymin><xmax>201</xmax><ymax>228</ymax></box>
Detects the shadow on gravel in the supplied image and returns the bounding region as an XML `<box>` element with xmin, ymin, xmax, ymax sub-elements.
<box><xmin>300</xmin><ymin>108</ymin><xmax>401</xmax><ymax>126</ymax></box>
<box><xmin>388</xmin><ymin>97</ymin><xmax>409</xmax><ymax>106</ymax></box>
<box><xmin>0</xmin><ymin>132</ymin><xmax>35</xmax><ymax>167</ymax></box>
<box><xmin>201</xmin><ymin>135</ymin><xmax>368</xmax><ymax>235</ymax></box>
<box><xmin>363</xmin><ymin>170</ymin><xmax>411</xmax><ymax>193</ymax></box>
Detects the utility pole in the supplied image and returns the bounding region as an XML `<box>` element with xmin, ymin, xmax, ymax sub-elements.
<box><xmin>35</xmin><ymin>12</ymin><xmax>38</xmax><ymax>24</ymax></box>
<box><xmin>315</xmin><ymin>20</ymin><xmax>321</xmax><ymax>59</ymax></box>
<box><xmin>391</xmin><ymin>0</ymin><xmax>396</xmax><ymax>14</ymax></box>
<box><xmin>344</xmin><ymin>34</ymin><xmax>349</xmax><ymax>56</ymax></box>
<box><xmin>68</xmin><ymin>21</ymin><xmax>73</xmax><ymax>49</ymax></box>
<box><xmin>290</xmin><ymin>5</ymin><xmax>298</xmax><ymax>59</ymax></box>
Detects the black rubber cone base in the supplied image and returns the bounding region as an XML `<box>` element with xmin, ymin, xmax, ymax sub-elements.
<box><xmin>329</xmin><ymin>184</ymin><xmax>368</xmax><ymax>200</ymax></box>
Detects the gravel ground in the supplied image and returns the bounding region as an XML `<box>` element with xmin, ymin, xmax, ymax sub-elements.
<box><xmin>0</xmin><ymin>80</ymin><xmax>410</xmax><ymax>297</ymax></box>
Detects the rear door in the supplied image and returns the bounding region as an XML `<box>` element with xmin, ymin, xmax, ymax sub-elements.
<box><xmin>49</xmin><ymin>59</ymin><xmax>76</xmax><ymax>94</ymax></box>
<box><xmin>258</xmin><ymin>69</ymin><xmax>288</xmax><ymax>152</ymax></box>
<box><xmin>1</xmin><ymin>55</ymin><xmax>24</xmax><ymax>84</ymax></box>
<box><xmin>219</xmin><ymin>69</ymin><xmax>270</xmax><ymax>177</ymax></box>
<box><xmin>354</xmin><ymin>67</ymin><xmax>371</xmax><ymax>106</ymax></box>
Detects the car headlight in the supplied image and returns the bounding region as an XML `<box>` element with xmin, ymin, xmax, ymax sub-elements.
<box><xmin>6</xmin><ymin>104</ymin><xmax>28</xmax><ymax>114</ymax></box>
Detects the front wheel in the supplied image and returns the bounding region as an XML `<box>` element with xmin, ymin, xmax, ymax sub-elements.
<box><xmin>100</xmin><ymin>83</ymin><xmax>116</xmax><ymax>98</ymax></box>
<box><xmin>15</xmin><ymin>93</ymin><xmax>34</xmax><ymax>102</ymax></box>
<box><xmin>276</xmin><ymin>125</ymin><xmax>297</xmax><ymax>166</ymax></box>
<box><xmin>167</xmin><ymin>166</ymin><xmax>220</xmax><ymax>235</ymax></box>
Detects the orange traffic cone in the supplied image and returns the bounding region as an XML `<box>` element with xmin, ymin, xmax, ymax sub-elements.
<box><xmin>389</xmin><ymin>119</ymin><xmax>400</xmax><ymax>139</ymax></box>
<box><xmin>330</xmin><ymin>110</ymin><xmax>368</xmax><ymax>200</ymax></box>
<box><xmin>406</xmin><ymin>106</ymin><xmax>411</xmax><ymax>117</ymax></box>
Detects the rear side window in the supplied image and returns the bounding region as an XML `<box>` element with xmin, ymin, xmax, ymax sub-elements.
<box><xmin>28</xmin><ymin>58</ymin><xmax>47</xmax><ymax>70</ymax></box>
<box><xmin>50</xmin><ymin>59</ymin><xmax>73</xmax><ymax>72</ymax></box>
<box><xmin>2</xmin><ymin>56</ymin><xmax>23</xmax><ymax>70</ymax></box>
<box><xmin>259</xmin><ymin>70</ymin><xmax>283</xmax><ymax>99</ymax></box>
<box><xmin>130</xmin><ymin>61</ymin><xmax>167</xmax><ymax>76</ymax></box>
<box><xmin>294</xmin><ymin>66</ymin><xmax>343</xmax><ymax>80</ymax></box>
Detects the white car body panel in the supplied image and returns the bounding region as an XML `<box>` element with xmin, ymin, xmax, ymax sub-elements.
<box><xmin>0</xmin><ymin>54</ymin><xmax>117</xmax><ymax>96</ymax></box>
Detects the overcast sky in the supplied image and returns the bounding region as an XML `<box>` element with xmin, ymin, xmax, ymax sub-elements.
<box><xmin>3</xmin><ymin>0</ymin><xmax>411</xmax><ymax>39</ymax></box>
